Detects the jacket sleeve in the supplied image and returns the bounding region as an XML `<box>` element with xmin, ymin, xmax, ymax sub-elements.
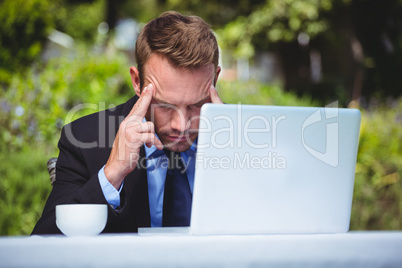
<box><xmin>31</xmin><ymin>98</ymin><xmax>144</xmax><ymax>235</ymax></box>
<box><xmin>31</xmin><ymin>123</ymin><xmax>128</xmax><ymax>235</ymax></box>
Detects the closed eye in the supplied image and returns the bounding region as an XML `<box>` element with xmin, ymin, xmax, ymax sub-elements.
<box><xmin>152</xmin><ymin>98</ymin><xmax>175</xmax><ymax>110</ymax></box>
<box><xmin>191</xmin><ymin>97</ymin><xmax>211</xmax><ymax>108</ymax></box>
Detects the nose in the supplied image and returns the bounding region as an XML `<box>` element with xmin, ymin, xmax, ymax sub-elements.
<box><xmin>170</xmin><ymin>107</ymin><xmax>188</xmax><ymax>134</ymax></box>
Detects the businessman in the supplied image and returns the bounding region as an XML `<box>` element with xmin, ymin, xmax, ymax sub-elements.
<box><xmin>32</xmin><ymin>11</ymin><xmax>223</xmax><ymax>234</ymax></box>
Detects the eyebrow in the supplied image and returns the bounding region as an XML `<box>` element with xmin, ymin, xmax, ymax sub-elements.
<box><xmin>153</xmin><ymin>95</ymin><xmax>210</xmax><ymax>107</ymax></box>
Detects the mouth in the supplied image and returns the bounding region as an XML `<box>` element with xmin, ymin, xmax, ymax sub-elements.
<box><xmin>165</xmin><ymin>134</ymin><xmax>188</xmax><ymax>143</ymax></box>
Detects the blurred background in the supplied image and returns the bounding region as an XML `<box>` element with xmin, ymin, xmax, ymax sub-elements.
<box><xmin>0</xmin><ymin>0</ymin><xmax>401</xmax><ymax>235</ymax></box>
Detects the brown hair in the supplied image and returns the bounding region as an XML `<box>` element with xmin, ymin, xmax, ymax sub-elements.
<box><xmin>135</xmin><ymin>11</ymin><xmax>219</xmax><ymax>89</ymax></box>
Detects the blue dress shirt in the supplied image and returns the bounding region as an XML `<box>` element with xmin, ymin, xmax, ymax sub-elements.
<box><xmin>144</xmin><ymin>141</ymin><xmax>196</xmax><ymax>227</ymax></box>
<box><xmin>98</xmin><ymin>132</ymin><xmax>196</xmax><ymax>227</ymax></box>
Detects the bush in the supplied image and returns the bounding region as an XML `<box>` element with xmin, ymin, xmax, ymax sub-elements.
<box><xmin>218</xmin><ymin>79</ymin><xmax>317</xmax><ymax>106</ymax></box>
<box><xmin>0</xmin><ymin>147</ymin><xmax>52</xmax><ymax>235</ymax></box>
<box><xmin>351</xmin><ymin>101</ymin><xmax>402</xmax><ymax>230</ymax></box>
<box><xmin>0</xmin><ymin>0</ymin><xmax>54</xmax><ymax>84</ymax></box>
<box><xmin>0</xmin><ymin>45</ymin><xmax>132</xmax><ymax>152</ymax></box>
<box><xmin>0</xmin><ymin>0</ymin><xmax>106</xmax><ymax>86</ymax></box>
<box><xmin>53</xmin><ymin>0</ymin><xmax>105</xmax><ymax>43</ymax></box>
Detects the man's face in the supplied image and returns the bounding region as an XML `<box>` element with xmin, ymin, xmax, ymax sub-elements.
<box><xmin>136</xmin><ymin>54</ymin><xmax>220</xmax><ymax>152</ymax></box>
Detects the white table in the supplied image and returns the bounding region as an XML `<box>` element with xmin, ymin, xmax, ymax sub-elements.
<box><xmin>1</xmin><ymin>232</ymin><xmax>401</xmax><ymax>267</ymax></box>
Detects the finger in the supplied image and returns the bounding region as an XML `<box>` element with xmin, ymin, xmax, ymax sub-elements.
<box><xmin>125</xmin><ymin>121</ymin><xmax>155</xmax><ymax>133</ymax></box>
<box><xmin>128</xmin><ymin>83</ymin><xmax>154</xmax><ymax>118</ymax></box>
<box><xmin>145</xmin><ymin>141</ymin><xmax>163</xmax><ymax>150</ymax></box>
<box><xmin>153</xmin><ymin>136</ymin><xmax>164</xmax><ymax>150</ymax></box>
<box><xmin>209</xmin><ymin>85</ymin><xmax>223</xmax><ymax>104</ymax></box>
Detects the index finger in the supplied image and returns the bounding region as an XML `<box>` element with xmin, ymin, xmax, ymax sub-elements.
<box><xmin>128</xmin><ymin>84</ymin><xmax>154</xmax><ymax>118</ymax></box>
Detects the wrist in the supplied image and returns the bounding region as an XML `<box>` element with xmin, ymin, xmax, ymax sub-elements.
<box><xmin>104</xmin><ymin>163</ymin><xmax>125</xmax><ymax>190</ymax></box>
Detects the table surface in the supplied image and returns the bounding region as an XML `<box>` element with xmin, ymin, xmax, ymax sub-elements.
<box><xmin>1</xmin><ymin>231</ymin><xmax>401</xmax><ymax>268</ymax></box>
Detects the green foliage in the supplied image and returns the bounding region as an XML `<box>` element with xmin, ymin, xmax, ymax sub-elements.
<box><xmin>0</xmin><ymin>45</ymin><xmax>132</xmax><ymax>152</ymax></box>
<box><xmin>0</xmin><ymin>0</ymin><xmax>54</xmax><ymax>82</ymax></box>
<box><xmin>216</xmin><ymin>0</ymin><xmax>402</xmax><ymax>99</ymax></box>
<box><xmin>0</xmin><ymin>0</ymin><xmax>106</xmax><ymax>85</ymax></box>
<box><xmin>54</xmin><ymin>0</ymin><xmax>105</xmax><ymax>42</ymax></box>
<box><xmin>119</xmin><ymin>0</ymin><xmax>266</xmax><ymax>27</ymax></box>
<box><xmin>218</xmin><ymin>80</ymin><xmax>317</xmax><ymax>106</ymax></box>
<box><xmin>0</xmin><ymin>147</ymin><xmax>52</xmax><ymax>236</ymax></box>
<box><xmin>217</xmin><ymin>0</ymin><xmax>331</xmax><ymax>58</ymax></box>
<box><xmin>351</xmin><ymin>102</ymin><xmax>402</xmax><ymax>230</ymax></box>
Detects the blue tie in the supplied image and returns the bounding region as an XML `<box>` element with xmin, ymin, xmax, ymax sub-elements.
<box><xmin>162</xmin><ymin>150</ymin><xmax>192</xmax><ymax>227</ymax></box>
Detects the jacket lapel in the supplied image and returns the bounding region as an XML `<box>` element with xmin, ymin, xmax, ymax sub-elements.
<box><xmin>121</xmin><ymin>95</ymin><xmax>139</xmax><ymax>117</ymax></box>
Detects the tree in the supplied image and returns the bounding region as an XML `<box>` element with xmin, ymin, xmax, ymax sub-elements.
<box><xmin>218</xmin><ymin>0</ymin><xmax>402</xmax><ymax>102</ymax></box>
<box><xmin>118</xmin><ymin>0</ymin><xmax>265</xmax><ymax>27</ymax></box>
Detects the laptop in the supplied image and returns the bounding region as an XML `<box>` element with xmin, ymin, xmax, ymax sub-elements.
<box><xmin>139</xmin><ymin>103</ymin><xmax>361</xmax><ymax>235</ymax></box>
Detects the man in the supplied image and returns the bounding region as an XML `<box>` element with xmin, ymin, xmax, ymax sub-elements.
<box><xmin>32</xmin><ymin>11</ymin><xmax>223</xmax><ymax>234</ymax></box>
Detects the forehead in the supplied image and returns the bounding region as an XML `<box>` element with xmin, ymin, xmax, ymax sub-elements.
<box><xmin>143</xmin><ymin>54</ymin><xmax>215</xmax><ymax>105</ymax></box>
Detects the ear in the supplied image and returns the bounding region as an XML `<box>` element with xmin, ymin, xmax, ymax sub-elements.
<box><xmin>130</xmin><ymin>66</ymin><xmax>141</xmax><ymax>96</ymax></box>
<box><xmin>214</xmin><ymin>66</ymin><xmax>221</xmax><ymax>86</ymax></box>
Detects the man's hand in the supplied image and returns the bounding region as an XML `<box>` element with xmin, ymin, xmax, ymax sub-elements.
<box><xmin>209</xmin><ymin>85</ymin><xmax>223</xmax><ymax>104</ymax></box>
<box><xmin>104</xmin><ymin>84</ymin><xmax>163</xmax><ymax>189</ymax></box>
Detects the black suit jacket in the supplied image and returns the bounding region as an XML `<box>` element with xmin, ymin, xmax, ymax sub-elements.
<box><xmin>32</xmin><ymin>96</ymin><xmax>151</xmax><ymax>234</ymax></box>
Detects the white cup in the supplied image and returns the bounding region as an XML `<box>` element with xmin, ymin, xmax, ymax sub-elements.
<box><xmin>56</xmin><ymin>204</ymin><xmax>107</xmax><ymax>237</ymax></box>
